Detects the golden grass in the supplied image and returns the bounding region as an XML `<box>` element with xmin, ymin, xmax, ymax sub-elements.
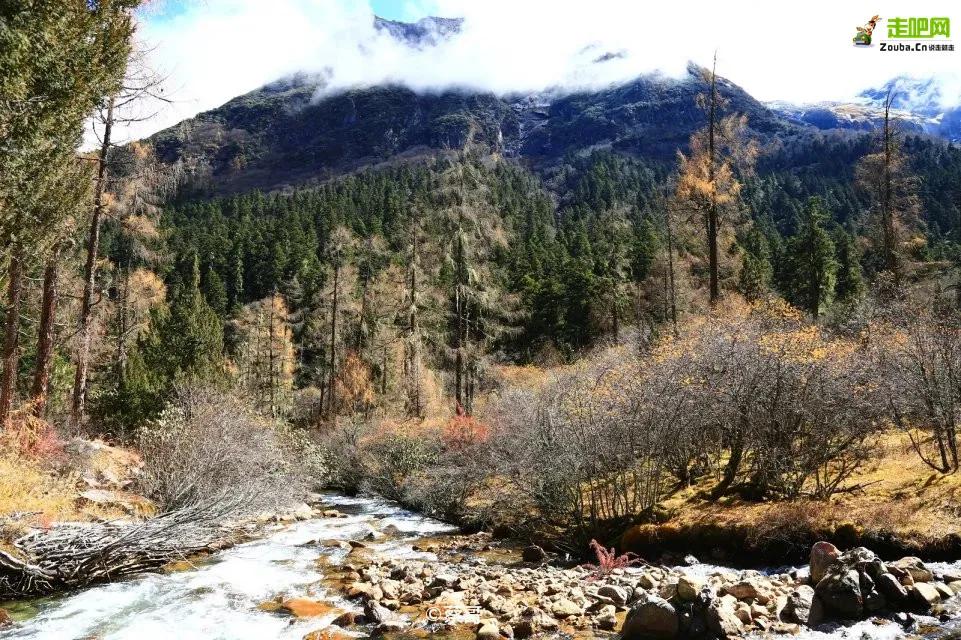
<box><xmin>662</xmin><ymin>431</ymin><xmax>961</xmax><ymax>545</ymax></box>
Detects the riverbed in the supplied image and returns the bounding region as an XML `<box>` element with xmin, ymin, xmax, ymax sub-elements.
<box><xmin>1</xmin><ymin>495</ymin><xmax>958</xmax><ymax>640</ymax></box>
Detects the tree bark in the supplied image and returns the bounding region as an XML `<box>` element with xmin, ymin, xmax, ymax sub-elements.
<box><xmin>0</xmin><ymin>245</ymin><xmax>25</xmax><ymax>423</ymax></box>
<box><xmin>327</xmin><ymin>263</ymin><xmax>339</xmax><ymax>418</ymax></box>
<box><xmin>71</xmin><ymin>95</ymin><xmax>115</xmax><ymax>429</ymax></box>
<box><xmin>31</xmin><ymin>244</ymin><xmax>62</xmax><ymax>417</ymax></box>
<box><xmin>707</xmin><ymin>54</ymin><xmax>720</xmax><ymax>306</ymax></box>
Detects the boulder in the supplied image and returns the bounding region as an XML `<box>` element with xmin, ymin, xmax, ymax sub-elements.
<box><xmin>280</xmin><ymin>599</ymin><xmax>339</xmax><ymax>618</ymax></box>
<box><xmin>596</xmin><ymin>604</ymin><xmax>618</xmax><ymax>630</ymax></box>
<box><xmin>909</xmin><ymin>583</ymin><xmax>941</xmax><ymax>609</ymax></box>
<box><xmin>815</xmin><ymin>568</ymin><xmax>862</xmax><ymax>618</ymax></box>
<box><xmin>810</xmin><ymin>542</ymin><xmax>840</xmax><ymax>584</ymax></box>
<box><xmin>303</xmin><ymin>628</ymin><xmax>353</xmax><ymax>640</ymax></box>
<box><xmin>363</xmin><ymin>600</ymin><xmax>394</xmax><ymax>625</ymax></box>
<box><xmin>621</xmin><ymin>595</ymin><xmax>679</xmax><ymax>640</ymax></box>
<box><xmin>706</xmin><ymin>597</ymin><xmax>743</xmax><ymax>638</ymax></box>
<box><xmin>889</xmin><ymin>557</ymin><xmax>933</xmax><ymax>583</ymax></box>
<box><xmin>676</xmin><ymin>575</ymin><xmax>704</xmax><ymax>602</ymax></box>
<box><xmin>724</xmin><ymin>578</ymin><xmax>772</xmax><ymax>604</ymax></box>
<box><xmin>521</xmin><ymin>545</ymin><xmax>546</xmax><ymax>563</ymax></box>
<box><xmin>331</xmin><ymin>612</ymin><xmax>358</xmax><ymax>627</ymax></box>
<box><xmin>934</xmin><ymin>582</ymin><xmax>954</xmax><ymax>600</ymax></box>
<box><xmin>597</xmin><ymin>584</ymin><xmax>629</xmax><ymax>605</ymax></box>
<box><xmin>780</xmin><ymin>585</ymin><xmax>824</xmax><ymax>627</ymax></box>
<box><xmin>476</xmin><ymin>621</ymin><xmax>501</xmax><ymax>640</ymax></box>
<box><xmin>551</xmin><ymin>598</ymin><xmax>582</xmax><ymax>618</ymax></box>
<box><xmin>949</xmin><ymin>581</ymin><xmax>961</xmax><ymax>594</ymax></box>
<box><xmin>875</xmin><ymin>572</ymin><xmax>908</xmax><ymax>603</ymax></box>
<box><xmin>293</xmin><ymin>503</ymin><xmax>314</xmax><ymax>520</ymax></box>
<box><xmin>371</xmin><ymin>621</ymin><xmax>406</xmax><ymax>637</ymax></box>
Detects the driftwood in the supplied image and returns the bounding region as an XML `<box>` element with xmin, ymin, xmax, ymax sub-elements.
<box><xmin>0</xmin><ymin>500</ymin><xmax>241</xmax><ymax>599</ymax></box>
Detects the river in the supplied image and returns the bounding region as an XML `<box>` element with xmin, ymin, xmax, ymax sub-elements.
<box><xmin>1</xmin><ymin>494</ymin><xmax>958</xmax><ymax>640</ymax></box>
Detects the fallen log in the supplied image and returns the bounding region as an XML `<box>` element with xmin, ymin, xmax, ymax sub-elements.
<box><xmin>0</xmin><ymin>500</ymin><xmax>241</xmax><ymax>599</ymax></box>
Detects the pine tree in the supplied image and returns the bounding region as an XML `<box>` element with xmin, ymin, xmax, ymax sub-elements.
<box><xmin>833</xmin><ymin>227</ymin><xmax>865</xmax><ymax>304</ymax></box>
<box><xmin>785</xmin><ymin>197</ymin><xmax>837</xmax><ymax>318</ymax></box>
<box><xmin>739</xmin><ymin>226</ymin><xmax>773</xmax><ymax>301</ymax></box>
<box><xmin>119</xmin><ymin>254</ymin><xmax>225</xmax><ymax>428</ymax></box>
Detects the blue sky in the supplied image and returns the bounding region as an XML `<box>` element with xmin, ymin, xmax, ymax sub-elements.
<box><xmin>147</xmin><ymin>0</ymin><xmax>435</xmax><ymax>24</ymax></box>
<box><xmin>369</xmin><ymin>0</ymin><xmax>436</xmax><ymax>21</ymax></box>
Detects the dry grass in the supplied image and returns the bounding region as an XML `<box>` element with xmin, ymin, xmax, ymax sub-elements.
<box><xmin>662</xmin><ymin>431</ymin><xmax>961</xmax><ymax>545</ymax></box>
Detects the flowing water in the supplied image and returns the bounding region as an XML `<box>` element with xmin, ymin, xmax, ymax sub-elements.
<box><xmin>0</xmin><ymin>494</ymin><xmax>958</xmax><ymax>640</ymax></box>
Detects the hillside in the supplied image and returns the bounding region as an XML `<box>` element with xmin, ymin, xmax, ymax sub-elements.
<box><xmin>148</xmin><ymin>64</ymin><xmax>787</xmax><ymax>195</ymax></box>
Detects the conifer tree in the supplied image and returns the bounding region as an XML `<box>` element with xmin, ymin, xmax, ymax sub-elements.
<box><xmin>785</xmin><ymin>197</ymin><xmax>837</xmax><ymax>318</ymax></box>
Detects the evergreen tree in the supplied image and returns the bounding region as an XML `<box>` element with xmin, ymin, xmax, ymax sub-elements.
<box><xmin>119</xmin><ymin>255</ymin><xmax>225</xmax><ymax>428</ymax></box>
<box><xmin>833</xmin><ymin>226</ymin><xmax>865</xmax><ymax>304</ymax></box>
<box><xmin>739</xmin><ymin>226</ymin><xmax>773</xmax><ymax>301</ymax></box>
<box><xmin>785</xmin><ymin>198</ymin><xmax>837</xmax><ymax>318</ymax></box>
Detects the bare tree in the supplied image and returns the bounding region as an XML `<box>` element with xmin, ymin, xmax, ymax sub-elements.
<box><xmin>71</xmin><ymin>49</ymin><xmax>171</xmax><ymax>429</ymax></box>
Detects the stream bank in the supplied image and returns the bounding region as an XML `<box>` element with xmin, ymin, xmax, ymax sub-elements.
<box><xmin>0</xmin><ymin>494</ymin><xmax>958</xmax><ymax>640</ymax></box>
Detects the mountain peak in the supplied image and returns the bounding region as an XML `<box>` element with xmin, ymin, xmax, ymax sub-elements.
<box><xmin>373</xmin><ymin>15</ymin><xmax>463</xmax><ymax>47</ymax></box>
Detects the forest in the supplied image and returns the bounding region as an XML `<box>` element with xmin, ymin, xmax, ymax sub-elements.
<box><xmin>3</xmin><ymin>5</ymin><xmax>961</xmax><ymax>636</ymax></box>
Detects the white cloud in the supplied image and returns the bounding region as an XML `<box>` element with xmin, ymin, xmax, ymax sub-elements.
<box><xmin>114</xmin><ymin>0</ymin><xmax>961</xmax><ymax>143</ymax></box>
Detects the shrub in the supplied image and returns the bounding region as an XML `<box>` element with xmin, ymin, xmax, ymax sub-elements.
<box><xmin>136</xmin><ymin>384</ymin><xmax>298</xmax><ymax>514</ymax></box>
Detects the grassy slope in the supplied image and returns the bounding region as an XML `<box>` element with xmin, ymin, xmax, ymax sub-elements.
<box><xmin>623</xmin><ymin>432</ymin><xmax>961</xmax><ymax>564</ymax></box>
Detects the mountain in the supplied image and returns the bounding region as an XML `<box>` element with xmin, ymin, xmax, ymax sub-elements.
<box><xmin>149</xmin><ymin>64</ymin><xmax>786</xmax><ymax>195</ymax></box>
<box><xmin>373</xmin><ymin>15</ymin><xmax>463</xmax><ymax>47</ymax></box>
<box><xmin>768</xmin><ymin>75</ymin><xmax>961</xmax><ymax>142</ymax></box>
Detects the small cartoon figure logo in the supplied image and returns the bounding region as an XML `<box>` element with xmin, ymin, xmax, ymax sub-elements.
<box><xmin>853</xmin><ymin>15</ymin><xmax>881</xmax><ymax>45</ymax></box>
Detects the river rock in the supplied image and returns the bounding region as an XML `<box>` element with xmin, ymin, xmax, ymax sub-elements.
<box><xmin>890</xmin><ymin>557</ymin><xmax>933</xmax><ymax>583</ymax></box>
<box><xmin>876</xmin><ymin>572</ymin><xmax>908</xmax><ymax>603</ymax></box>
<box><xmin>370</xmin><ymin>621</ymin><xmax>406</xmax><ymax>637</ymax></box>
<box><xmin>0</xmin><ymin>609</ymin><xmax>11</xmax><ymax>629</ymax></box>
<box><xmin>511</xmin><ymin>606</ymin><xmax>557</xmax><ymax>638</ymax></box>
<box><xmin>476</xmin><ymin>621</ymin><xmax>501</xmax><ymax>640</ymax></box>
<box><xmin>725</xmin><ymin>577</ymin><xmax>771</xmax><ymax>604</ymax></box>
<box><xmin>815</xmin><ymin>568</ymin><xmax>862</xmax><ymax>618</ymax></box>
<box><xmin>706</xmin><ymin>596</ymin><xmax>743</xmax><ymax>638</ymax></box>
<box><xmin>293</xmin><ymin>503</ymin><xmax>314</xmax><ymax>520</ymax></box>
<box><xmin>909</xmin><ymin>583</ymin><xmax>941</xmax><ymax>609</ymax></box>
<box><xmin>934</xmin><ymin>582</ymin><xmax>954</xmax><ymax>600</ymax></box>
<box><xmin>363</xmin><ymin>600</ymin><xmax>394</xmax><ymax>625</ymax></box>
<box><xmin>597</xmin><ymin>584</ymin><xmax>629</xmax><ymax>605</ymax></box>
<box><xmin>280</xmin><ymin>598</ymin><xmax>339</xmax><ymax>618</ymax></box>
<box><xmin>780</xmin><ymin>585</ymin><xmax>824</xmax><ymax>627</ymax></box>
<box><xmin>621</xmin><ymin>595</ymin><xmax>679</xmax><ymax>639</ymax></box>
<box><xmin>330</xmin><ymin>612</ymin><xmax>358</xmax><ymax>627</ymax></box>
<box><xmin>303</xmin><ymin>627</ymin><xmax>353</xmax><ymax>640</ymax></box>
<box><xmin>551</xmin><ymin>598</ymin><xmax>582</xmax><ymax>618</ymax></box>
<box><xmin>596</xmin><ymin>604</ymin><xmax>618</xmax><ymax>630</ymax></box>
<box><xmin>810</xmin><ymin>542</ymin><xmax>840</xmax><ymax>584</ymax></box>
<box><xmin>676</xmin><ymin>575</ymin><xmax>704</xmax><ymax>601</ymax></box>
<box><xmin>521</xmin><ymin>545</ymin><xmax>546</xmax><ymax>562</ymax></box>
<box><xmin>949</xmin><ymin>581</ymin><xmax>961</xmax><ymax>594</ymax></box>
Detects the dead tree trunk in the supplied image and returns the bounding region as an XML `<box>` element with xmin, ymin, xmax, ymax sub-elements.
<box><xmin>72</xmin><ymin>95</ymin><xmax>115</xmax><ymax>429</ymax></box>
<box><xmin>31</xmin><ymin>243</ymin><xmax>62</xmax><ymax>417</ymax></box>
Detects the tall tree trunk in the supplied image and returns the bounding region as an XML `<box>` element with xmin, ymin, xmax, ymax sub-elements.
<box><xmin>71</xmin><ymin>95</ymin><xmax>115</xmax><ymax>429</ymax></box>
<box><xmin>454</xmin><ymin>232</ymin><xmax>464</xmax><ymax>411</ymax></box>
<box><xmin>707</xmin><ymin>54</ymin><xmax>720</xmax><ymax>306</ymax></box>
<box><xmin>0</xmin><ymin>245</ymin><xmax>25</xmax><ymax>423</ymax></box>
<box><xmin>327</xmin><ymin>263</ymin><xmax>339</xmax><ymax>418</ymax></box>
<box><xmin>31</xmin><ymin>244</ymin><xmax>62</xmax><ymax>417</ymax></box>
<box><xmin>881</xmin><ymin>98</ymin><xmax>899</xmax><ymax>286</ymax></box>
<box><xmin>666</xmin><ymin>206</ymin><xmax>679</xmax><ymax>336</ymax></box>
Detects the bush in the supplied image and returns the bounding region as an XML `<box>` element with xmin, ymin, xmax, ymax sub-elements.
<box><xmin>136</xmin><ymin>385</ymin><xmax>299</xmax><ymax>514</ymax></box>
